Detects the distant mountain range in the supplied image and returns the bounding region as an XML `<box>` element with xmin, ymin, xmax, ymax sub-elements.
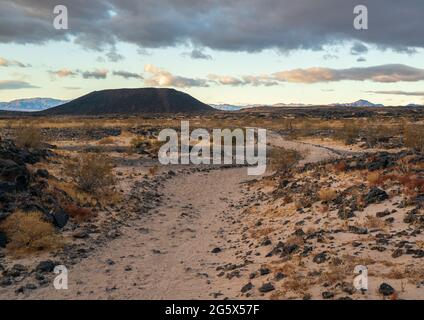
<box><xmin>1</xmin><ymin>94</ymin><xmax>422</xmax><ymax>115</ymax></box>
<box><xmin>330</xmin><ymin>99</ymin><xmax>385</xmax><ymax>107</ymax></box>
<box><xmin>0</xmin><ymin>98</ymin><xmax>67</xmax><ymax>112</ymax></box>
<box><xmin>210</xmin><ymin>100</ymin><xmax>386</xmax><ymax>110</ymax></box>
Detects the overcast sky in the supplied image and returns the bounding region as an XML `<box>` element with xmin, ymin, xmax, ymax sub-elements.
<box><xmin>1</xmin><ymin>0</ymin><xmax>424</xmax><ymax>105</ymax></box>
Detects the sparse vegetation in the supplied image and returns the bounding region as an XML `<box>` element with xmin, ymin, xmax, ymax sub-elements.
<box><xmin>268</xmin><ymin>147</ymin><xmax>301</xmax><ymax>173</ymax></box>
<box><xmin>63</xmin><ymin>204</ymin><xmax>93</xmax><ymax>222</ymax></box>
<box><xmin>15</xmin><ymin>125</ymin><xmax>43</xmax><ymax>149</ymax></box>
<box><xmin>0</xmin><ymin>211</ymin><xmax>62</xmax><ymax>254</ymax></box>
<box><xmin>404</xmin><ymin>124</ymin><xmax>424</xmax><ymax>152</ymax></box>
<box><xmin>64</xmin><ymin>153</ymin><xmax>115</xmax><ymax>194</ymax></box>
<box><xmin>318</xmin><ymin>188</ymin><xmax>337</xmax><ymax>202</ymax></box>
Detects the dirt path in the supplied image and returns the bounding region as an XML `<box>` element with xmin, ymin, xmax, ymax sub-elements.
<box><xmin>3</xmin><ymin>133</ymin><xmax>344</xmax><ymax>300</ymax></box>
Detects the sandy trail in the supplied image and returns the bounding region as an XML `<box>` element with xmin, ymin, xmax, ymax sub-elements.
<box><xmin>5</xmin><ymin>133</ymin><xmax>342</xmax><ymax>300</ymax></box>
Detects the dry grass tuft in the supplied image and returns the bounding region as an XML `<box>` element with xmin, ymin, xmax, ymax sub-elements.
<box><xmin>0</xmin><ymin>211</ymin><xmax>62</xmax><ymax>254</ymax></box>
<box><xmin>404</xmin><ymin>124</ymin><xmax>424</xmax><ymax>152</ymax></box>
<box><xmin>98</xmin><ymin>136</ymin><xmax>116</xmax><ymax>145</ymax></box>
<box><xmin>268</xmin><ymin>147</ymin><xmax>301</xmax><ymax>173</ymax></box>
<box><xmin>367</xmin><ymin>171</ymin><xmax>381</xmax><ymax>186</ymax></box>
<box><xmin>15</xmin><ymin>125</ymin><xmax>43</xmax><ymax>149</ymax></box>
<box><xmin>64</xmin><ymin>153</ymin><xmax>115</xmax><ymax>195</ymax></box>
<box><xmin>318</xmin><ymin>188</ymin><xmax>337</xmax><ymax>202</ymax></box>
<box><xmin>63</xmin><ymin>204</ymin><xmax>93</xmax><ymax>222</ymax></box>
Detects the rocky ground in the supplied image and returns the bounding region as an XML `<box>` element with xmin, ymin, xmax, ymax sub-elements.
<box><xmin>0</xmin><ymin>122</ymin><xmax>423</xmax><ymax>300</ymax></box>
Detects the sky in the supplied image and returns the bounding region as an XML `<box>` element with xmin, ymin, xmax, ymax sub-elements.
<box><xmin>1</xmin><ymin>0</ymin><xmax>424</xmax><ymax>106</ymax></box>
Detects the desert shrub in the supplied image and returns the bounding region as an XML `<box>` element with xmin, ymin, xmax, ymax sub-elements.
<box><xmin>362</xmin><ymin>215</ymin><xmax>386</xmax><ymax>230</ymax></box>
<box><xmin>148</xmin><ymin>166</ymin><xmax>159</xmax><ymax>176</ymax></box>
<box><xmin>367</xmin><ymin>171</ymin><xmax>381</xmax><ymax>186</ymax></box>
<box><xmin>318</xmin><ymin>188</ymin><xmax>337</xmax><ymax>202</ymax></box>
<box><xmin>130</xmin><ymin>136</ymin><xmax>164</xmax><ymax>154</ymax></box>
<box><xmin>268</xmin><ymin>147</ymin><xmax>301</xmax><ymax>173</ymax></box>
<box><xmin>63</xmin><ymin>204</ymin><xmax>93</xmax><ymax>222</ymax></box>
<box><xmin>334</xmin><ymin>161</ymin><xmax>347</xmax><ymax>172</ymax></box>
<box><xmin>363</xmin><ymin>124</ymin><xmax>397</xmax><ymax>148</ymax></box>
<box><xmin>98</xmin><ymin>136</ymin><xmax>115</xmax><ymax>145</ymax></box>
<box><xmin>337</xmin><ymin>121</ymin><xmax>360</xmax><ymax>145</ymax></box>
<box><xmin>0</xmin><ymin>211</ymin><xmax>62</xmax><ymax>253</ymax></box>
<box><xmin>64</xmin><ymin>153</ymin><xmax>115</xmax><ymax>194</ymax></box>
<box><xmin>15</xmin><ymin>125</ymin><xmax>43</xmax><ymax>149</ymax></box>
<box><xmin>404</xmin><ymin>124</ymin><xmax>424</xmax><ymax>152</ymax></box>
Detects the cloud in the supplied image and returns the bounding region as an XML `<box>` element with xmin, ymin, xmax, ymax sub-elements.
<box><xmin>350</xmin><ymin>42</ymin><xmax>368</xmax><ymax>55</ymax></box>
<box><xmin>208</xmin><ymin>74</ymin><xmax>277</xmax><ymax>86</ymax></box>
<box><xmin>106</xmin><ymin>47</ymin><xmax>124</xmax><ymax>62</ymax></box>
<box><xmin>0</xmin><ymin>56</ymin><xmax>30</xmax><ymax>67</ymax></box>
<box><xmin>365</xmin><ymin>90</ymin><xmax>424</xmax><ymax>96</ymax></box>
<box><xmin>1</xmin><ymin>1</ymin><xmax>423</xmax><ymax>53</ymax></box>
<box><xmin>143</xmin><ymin>63</ymin><xmax>424</xmax><ymax>88</ymax></box>
<box><xmin>63</xmin><ymin>86</ymin><xmax>81</xmax><ymax>90</ymax></box>
<box><xmin>183</xmin><ymin>49</ymin><xmax>212</xmax><ymax>60</ymax></box>
<box><xmin>49</xmin><ymin>69</ymin><xmax>78</xmax><ymax>78</ymax></box>
<box><xmin>357</xmin><ymin>57</ymin><xmax>366</xmax><ymax>62</ymax></box>
<box><xmin>81</xmin><ymin>69</ymin><xmax>108</xmax><ymax>79</ymax></box>
<box><xmin>113</xmin><ymin>70</ymin><xmax>143</xmax><ymax>80</ymax></box>
<box><xmin>144</xmin><ymin>64</ymin><xmax>208</xmax><ymax>88</ymax></box>
<box><xmin>50</xmin><ymin>68</ymin><xmax>112</xmax><ymax>79</ymax></box>
<box><xmin>272</xmin><ymin>64</ymin><xmax>424</xmax><ymax>83</ymax></box>
<box><xmin>0</xmin><ymin>80</ymin><xmax>38</xmax><ymax>89</ymax></box>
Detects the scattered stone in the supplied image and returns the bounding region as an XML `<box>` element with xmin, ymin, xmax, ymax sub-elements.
<box><xmin>349</xmin><ymin>226</ymin><xmax>368</xmax><ymax>235</ymax></box>
<box><xmin>0</xmin><ymin>231</ymin><xmax>6</xmax><ymax>248</ymax></box>
<box><xmin>36</xmin><ymin>260</ymin><xmax>56</xmax><ymax>273</ymax></box>
<box><xmin>376</xmin><ymin>209</ymin><xmax>391</xmax><ymax>218</ymax></box>
<box><xmin>274</xmin><ymin>272</ymin><xmax>285</xmax><ymax>281</ymax></box>
<box><xmin>211</xmin><ymin>247</ymin><xmax>222</xmax><ymax>254</ymax></box>
<box><xmin>53</xmin><ymin>210</ymin><xmax>69</xmax><ymax>229</ymax></box>
<box><xmin>259</xmin><ymin>267</ymin><xmax>271</xmax><ymax>276</ymax></box>
<box><xmin>364</xmin><ymin>187</ymin><xmax>389</xmax><ymax>205</ymax></box>
<box><xmin>392</xmin><ymin>249</ymin><xmax>403</xmax><ymax>259</ymax></box>
<box><xmin>322</xmin><ymin>291</ymin><xmax>335</xmax><ymax>299</ymax></box>
<box><xmin>313</xmin><ymin>252</ymin><xmax>328</xmax><ymax>264</ymax></box>
<box><xmin>241</xmin><ymin>282</ymin><xmax>253</xmax><ymax>293</ymax></box>
<box><xmin>258</xmin><ymin>282</ymin><xmax>275</xmax><ymax>293</ymax></box>
<box><xmin>379</xmin><ymin>283</ymin><xmax>395</xmax><ymax>296</ymax></box>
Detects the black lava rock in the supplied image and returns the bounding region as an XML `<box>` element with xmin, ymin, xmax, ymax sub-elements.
<box><xmin>0</xmin><ymin>231</ymin><xmax>6</xmax><ymax>248</ymax></box>
<box><xmin>379</xmin><ymin>283</ymin><xmax>395</xmax><ymax>296</ymax></box>
<box><xmin>36</xmin><ymin>260</ymin><xmax>57</xmax><ymax>273</ymax></box>
<box><xmin>53</xmin><ymin>210</ymin><xmax>69</xmax><ymax>229</ymax></box>
<box><xmin>258</xmin><ymin>282</ymin><xmax>275</xmax><ymax>293</ymax></box>
<box><xmin>364</xmin><ymin>187</ymin><xmax>389</xmax><ymax>205</ymax></box>
<box><xmin>313</xmin><ymin>252</ymin><xmax>328</xmax><ymax>264</ymax></box>
<box><xmin>241</xmin><ymin>282</ymin><xmax>253</xmax><ymax>293</ymax></box>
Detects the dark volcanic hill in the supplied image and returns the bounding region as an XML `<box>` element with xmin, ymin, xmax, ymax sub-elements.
<box><xmin>40</xmin><ymin>88</ymin><xmax>214</xmax><ymax>115</ymax></box>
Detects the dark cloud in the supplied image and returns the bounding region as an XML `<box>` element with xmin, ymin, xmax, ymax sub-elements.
<box><xmin>357</xmin><ymin>57</ymin><xmax>367</xmax><ymax>62</ymax></box>
<box><xmin>106</xmin><ymin>47</ymin><xmax>124</xmax><ymax>62</ymax></box>
<box><xmin>81</xmin><ymin>69</ymin><xmax>108</xmax><ymax>79</ymax></box>
<box><xmin>0</xmin><ymin>80</ymin><xmax>38</xmax><ymax>89</ymax></box>
<box><xmin>184</xmin><ymin>49</ymin><xmax>212</xmax><ymax>60</ymax></box>
<box><xmin>1</xmin><ymin>1</ymin><xmax>423</xmax><ymax>53</ymax></box>
<box><xmin>112</xmin><ymin>70</ymin><xmax>143</xmax><ymax>79</ymax></box>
